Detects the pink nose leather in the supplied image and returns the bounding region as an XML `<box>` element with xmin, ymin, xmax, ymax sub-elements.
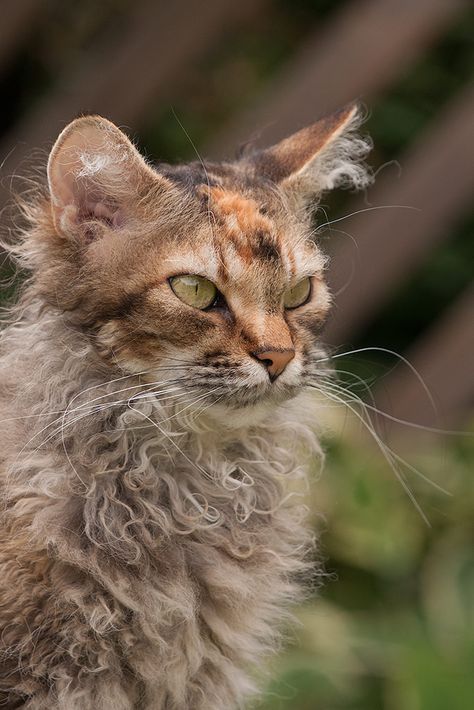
<box><xmin>252</xmin><ymin>349</ymin><xmax>295</xmax><ymax>381</ymax></box>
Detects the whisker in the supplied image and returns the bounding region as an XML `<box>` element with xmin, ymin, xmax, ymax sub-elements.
<box><xmin>0</xmin><ymin>367</ymin><xmax>163</xmax><ymax>424</ymax></box>
<box><xmin>41</xmin><ymin>386</ymin><xmax>192</xmax><ymax>447</ymax></box>
<box><xmin>316</xmin><ymin>372</ymin><xmax>466</xmax><ymax>437</ymax></box>
<box><xmin>319</xmin><ymin>346</ymin><xmax>438</xmax><ymax>421</ymax></box>
<box><xmin>314</xmin><ymin>204</ymin><xmax>420</xmax><ymax>233</ymax></box>
<box><xmin>14</xmin><ymin>381</ymin><xmax>191</xmax><ymax>461</ymax></box>
<box><xmin>49</xmin><ymin>385</ymin><xmax>198</xmax><ymax>487</ymax></box>
<box><xmin>310</xmin><ymin>381</ymin><xmax>431</xmax><ymax>525</ymax></box>
<box><xmin>152</xmin><ymin>386</ymin><xmax>225</xmax><ymax>426</ymax></box>
<box><xmin>314</xmin><ymin>378</ymin><xmax>452</xmax><ymax>495</ymax></box>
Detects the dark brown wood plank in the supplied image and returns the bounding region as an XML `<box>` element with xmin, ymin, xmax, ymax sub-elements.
<box><xmin>323</xmin><ymin>84</ymin><xmax>474</xmax><ymax>345</ymax></box>
<box><xmin>0</xmin><ymin>0</ymin><xmax>268</xmax><ymax>205</ymax></box>
<box><xmin>207</xmin><ymin>0</ymin><xmax>468</xmax><ymax>158</ymax></box>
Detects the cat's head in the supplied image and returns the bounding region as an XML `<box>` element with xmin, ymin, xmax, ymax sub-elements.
<box><xmin>33</xmin><ymin>107</ymin><xmax>370</xmax><ymax>416</ymax></box>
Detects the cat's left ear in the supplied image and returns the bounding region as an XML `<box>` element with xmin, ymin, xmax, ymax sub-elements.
<box><xmin>47</xmin><ymin>115</ymin><xmax>163</xmax><ymax>239</ymax></box>
<box><xmin>249</xmin><ymin>103</ymin><xmax>371</xmax><ymax>213</ymax></box>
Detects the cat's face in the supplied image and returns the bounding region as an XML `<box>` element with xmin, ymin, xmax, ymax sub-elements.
<box><xmin>40</xmin><ymin>108</ymin><xmax>369</xmax><ymax>416</ymax></box>
<box><xmin>91</xmin><ymin>178</ymin><xmax>330</xmax><ymax>410</ymax></box>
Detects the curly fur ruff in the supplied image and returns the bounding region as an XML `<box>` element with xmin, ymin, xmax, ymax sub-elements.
<box><xmin>0</xmin><ymin>305</ymin><xmax>323</xmax><ymax>709</ymax></box>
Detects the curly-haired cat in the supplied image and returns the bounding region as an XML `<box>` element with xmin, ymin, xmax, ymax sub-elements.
<box><xmin>0</xmin><ymin>105</ymin><xmax>370</xmax><ymax>709</ymax></box>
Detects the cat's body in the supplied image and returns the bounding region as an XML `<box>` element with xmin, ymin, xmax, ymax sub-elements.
<box><xmin>0</xmin><ymin>310</ymin><xmax>317</xmax><ymax>709</ymax></box>
<box><xmin>0</xmin><ymin>107</ymin><xmax>370</xmax><ymax>708</ymax></box>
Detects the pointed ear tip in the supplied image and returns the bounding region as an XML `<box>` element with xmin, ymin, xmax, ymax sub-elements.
<box><xmin>332</xmin><ymin>101</ymin><xmax>364</xmax><ymax>126</ymax></box>
<box><xmin>344</xmin><ymin>102</ymin><xmax>359</xmax><ymax>120</ymax></box>
<box><xmin>309</xmin><ymin>102</ymin><xmax>366</xmax><ymax>143</ymax></box>
<box><xmin>344</xmin><ymin>100</ymin><xmax>361</xmax><ymax>114</ymax></box>
<box><xmin>297</xmin><ymin>103</ymin><xmax>364</xmax><ymax>142</ymax></box>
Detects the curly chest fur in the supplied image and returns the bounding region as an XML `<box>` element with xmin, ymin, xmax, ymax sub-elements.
<box><xmin>0</xmin><ymin>411</ymin><xmax>315</xmax><ymax>710</ymax></box>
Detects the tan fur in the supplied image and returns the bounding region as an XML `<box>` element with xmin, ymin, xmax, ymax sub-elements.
<box><xmin>0</xmin><ymin>108</ymin><xmax>371</xmax><ymax>708</ymax></box>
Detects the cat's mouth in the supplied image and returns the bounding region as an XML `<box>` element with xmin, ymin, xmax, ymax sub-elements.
<box><xmin>224</xmin><ymin>379</ymin><xmax>300</xmax><ymax>407</ymax></box>
<box><xmin>136</xmin><ymin>355</ymin><xmax>306</xmax><ymax>416</ymax></box>
<box><xmin>172</xmin><ymin>375</ymin><xmax>302</xmax><ymax>414</ymax></box>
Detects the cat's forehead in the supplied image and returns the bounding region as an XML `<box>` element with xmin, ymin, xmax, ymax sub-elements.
<box><xmin>203</xmin><ymin>185</ymin><xmax>281</xmax><ymax>269</ymax></box>
<box><xmin>156</xmin><ymin>161</ymin><xmax>324</xmax><ymax>284</ymax></box>
<box><xmin>158</xmin><ymin>159</ymin><xmax>281</xmax><ymax>212</ymax></box>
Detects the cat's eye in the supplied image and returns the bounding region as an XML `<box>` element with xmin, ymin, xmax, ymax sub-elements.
<box><xmin>169</xmin><ymin>275</ymin><xmax>217</xmax><ymax>310</ymax></box>
<box><xmin>283</xmin><ymin>277</ymin><xmax>311</xmax><ymax>309</ymax></box>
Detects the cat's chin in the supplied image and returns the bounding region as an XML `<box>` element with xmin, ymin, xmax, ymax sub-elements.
<box><xmin>201</xmin><ymin>400</ymin><xmax>278</xmax><ymax>430</ymax></box>
<box><xmin>194</xmin><ymin>383</ymin><xmax>301</xmax><ymax>430</ymax></box>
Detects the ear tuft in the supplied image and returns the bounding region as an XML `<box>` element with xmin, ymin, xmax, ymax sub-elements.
<box><xmin>47</xmin><ymin>115</ymin><xmax>159</xmax><ymax>239</ymax></box>
<box><xmin>249</xmin><ymin>103</ymin><xmax>372</xmax><ymax>214</ymax></box>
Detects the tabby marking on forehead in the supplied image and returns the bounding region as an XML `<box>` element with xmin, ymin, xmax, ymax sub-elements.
<box><xmin>203</xmin><ymin>185</ymin><xmax>281</xmax><ymax>269</ymax></box>
<box><xmin>205</xmin><ymin>186</ymin><xmax>269</xmax><ymax>230</ymax></box>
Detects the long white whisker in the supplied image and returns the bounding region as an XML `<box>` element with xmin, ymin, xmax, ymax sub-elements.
<box><xmin>329</xmin><ymin>392</ymin><xmax>429</xmax><ymax>524</ymax></box>
<box><xmin>153</xmin><ymin>387</ymin><xmax>225</xmax><ymax>425</ymax></box>
<box><xmin>37</xmin><ymin>387</ymin><xmax>191</xmax><ymax>451</ymax></box>
<box><xmin>314</xmin><ymin>204</ymin><xmax>420</xmax><ymax>232</ymax></box>
<box><xmin>314</xmin><ymin>379</ymin><xmax>451</xmax><ymax>496</ymax></box>
<box><xmin>15</xmin><ymin>383</ymin><xmax>190</xmax><ymax>461</ymax></box>
<box><xmin>311</xmin><ymin>381</ymin><xmax>433</xmax><ymax>523</ymax></box>
<box><xmin>319</xmin><ymin>346</ymin><xmax>438</xmax><ymax>420</ymax></box>
<box><xmin>316</xmin><ymin>372</ymin><xmax>465</xmax><ymax>437</ymax></box>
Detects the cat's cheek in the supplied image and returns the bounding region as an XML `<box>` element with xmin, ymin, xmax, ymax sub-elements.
<box><xmin>92</xmin><ymin>320</ymin><xmax>161</xmax><ymax>372</ymax></box>
<box><xmin>288</xmin><ymin>305</ymin><xmax>330</xmax><ymax>340</ymax></box>
<box><xmin>94</xmin><ymin>320</ymin><xmax>122</xmax><ymax>363</ymax></box>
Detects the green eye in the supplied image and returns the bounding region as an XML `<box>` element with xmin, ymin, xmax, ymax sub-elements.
<box><xmin>283</xmin><ymin>277</ymin><xmax>311</xmax><ymax>309</ymax></box>
<box><xmin>169</xmin><ymin>274</ymin><xmax>217</xmax><ymax>310</ymax></box>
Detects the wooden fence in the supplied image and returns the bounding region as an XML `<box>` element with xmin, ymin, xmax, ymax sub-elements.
<box><xmin>0</xmin><ymin>0</ymin><xmax>472</xmax><ymax>434</ymax></box>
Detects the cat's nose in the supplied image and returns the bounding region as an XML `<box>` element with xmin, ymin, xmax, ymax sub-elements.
<box><xmin>252</xmin><ymin>349</ymin><xmax>295</xmax><ymax>382</ymax></box>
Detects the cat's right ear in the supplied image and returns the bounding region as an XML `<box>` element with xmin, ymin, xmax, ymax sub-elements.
<box><xmin>248</xmin><ymin>104</ymin><xmax>372</xmax><ymax>215</ymax></box>
<box><xmin>47</xmin><ymin>115</ymin><xmax>164</xmax><ymax>239</ymax></box>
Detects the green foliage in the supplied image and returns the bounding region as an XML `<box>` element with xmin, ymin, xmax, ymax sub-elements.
<box><xmin>255</xmin><ymin>430</ymin><xmax>474</xmax><ymax>710</ymax></box>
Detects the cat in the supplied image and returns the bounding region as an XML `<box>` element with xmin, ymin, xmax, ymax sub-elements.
<box><xmin>0</xmin><ymin>105</ymin><xmax>370</xmax><ymax>709</ymax></box>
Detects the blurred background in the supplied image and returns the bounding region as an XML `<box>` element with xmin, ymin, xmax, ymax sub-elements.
<box><xmin>0</xmin><ymin>1</ymin><xmax>473</xmax><ymax>708</ymax></box>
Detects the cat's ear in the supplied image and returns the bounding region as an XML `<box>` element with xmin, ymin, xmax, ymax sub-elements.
<box><xmin>250</xmin><ymin>104</ymin><xmax>371</xmax><ymax>213</ymax></box>
<box><xmin>47</xmin><ymin>115</ymin><xmax>161</xmax><ymax>238</ymax></box>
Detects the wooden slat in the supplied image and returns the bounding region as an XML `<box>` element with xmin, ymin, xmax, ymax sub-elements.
<box><xmin>0</xmin><ymin>0</ymin><xmax>268</xmax><ymax>206</ymax></box>
<box><xmin>206</xmin><ymin>0</ymin><xmax>468</xmax><ymax>158</ymax></box>
<box><xmin>375</xmin><ymin>285</ymin><xmax>474</xmax><ymax>429</ymax></box>
<box><xmin>0</xmin><ymin>0</ymin><xmax>45</xmax><ymax>75</ymax></box>
<box><xmin>323</xmin><ymin>84</ymin><xmax>474</xmax><ymax>345</ymax></box>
